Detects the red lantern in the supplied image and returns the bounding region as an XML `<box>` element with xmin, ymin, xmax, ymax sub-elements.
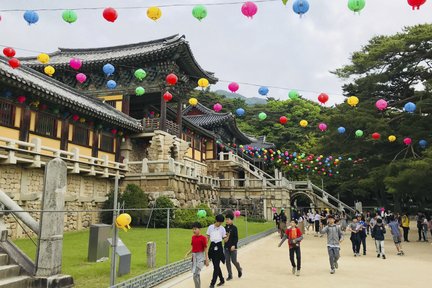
<box><xmin>166</xmin><ymin>73</ymin><xmax>178</xmax><ymax>85</ymax></box>
<box><xmin>17</xmin><ymin>96</ymin><xmax>26</xmax><ymax>104</ymax></box>
<box><xmin>372</xmin><ymin>133</ymin><xmax>381</xmax><ymax>140</ymax></box>
<box><xmin>3</xmin><ymin>47</ymin><xmax>16</xmax><ymax>58</ymax></box>
<box><xmin>111</xmin><ymin>128</ymin><xmax>117</xmax><ymax>135</ymax></box>
<box><xmin>163</xmin><ymin>92</ymin><xmax>173</xmax><ymax>102</ymax></box>
<box><xmin>39</xmin><ymin>103</ymin><xmax>48</xmax><ymax>111</ymax></box>
<box><xmin>72</xmin><ymin>114</ymin><xmax>80</xmax><ymax>122</ymax></box>
<box><xmin>407</xmin><ymin>0</ymin><xmax>426</xmax><ymax>10</ymax></box>
<box><xmin>8</xmin><ymin>58</ymin><xmax>20</xmax><ymax>69</ymax></box>
<box><xmin>103</xmin><ymin>7</ymin><xmax>118</xmax><ymax>22</ymax></box>
<box><xmin>318</xmin><ymin>93</ymin><xmax>329</xmax><ymax>104</ymax></box>
<box><xmin>279</xmin><ymin>116</ymin><xmax>288</xmax><ymax>125</ymax></box>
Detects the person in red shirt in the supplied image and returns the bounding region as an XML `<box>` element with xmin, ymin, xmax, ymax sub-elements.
<box><xmin>278</xmin><ymin>220</ymin><xmax>303</xmax><ymax>276</ymax></box>
<box><xmin>186</xmin><ymin>222</ymin><xmax>209</xmax><ymax>288</ymax></box>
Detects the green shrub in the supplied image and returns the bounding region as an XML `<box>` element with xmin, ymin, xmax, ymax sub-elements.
<box><xmin>122</xmin><ymin>184</ymin><xmax>149</xmax><ymax>226</ymax></box>
<box><xmin>172</xmin><ymin>207</ymin><xmax>214</xmax><ymax>229</ymax></box>
<box><xmin>101</xmin><ymin>190</ymin><xmax>119</xmax><ymax>225</ymax></box>
<box><xmin>152</xmin><ymin>196</ymin><xmax>175</xmax><ymax>228</ymax></box>
<box><xmin>246</xmin><ymin>217</ymin><xmax>267</xmax><ymax>223</ymax></box>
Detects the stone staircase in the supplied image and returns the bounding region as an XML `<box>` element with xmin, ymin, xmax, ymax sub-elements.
<box><xmin>0</xmin><ymin>253</ymin><xmax>30</xmax><ymax>288</ymax></box>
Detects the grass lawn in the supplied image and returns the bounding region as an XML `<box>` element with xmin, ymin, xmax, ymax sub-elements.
<box><xmin>13</xmin><ymin>217</ymin><xmax>273</xmax><ymax>288</ymax></box>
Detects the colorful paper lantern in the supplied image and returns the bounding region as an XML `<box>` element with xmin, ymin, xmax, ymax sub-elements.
<box><xmin>404</xmin><ymin>102</ymin><xmax>416</xmax><ymax>113</ymax></box>
<box><xmin>375</xmin><ymin>99</ymin><xmax>388</xmax><ymax>111</ymax></box>
<box><xmin>300</xmin><ymin>120</ymin><xmax>308</xmax><ymax>127</ymax></box>
<box><xmin>111</xmin><ymin>128</ymin><xmax>117</xmax><ymax>135</ymax></box>
<box><xmin>318</xmin><ymin>123</ymin><xmax>327</xmax><ymax>132</ymax></box>
<box><xmin>163</xmin><ymin>92</ymin><xmax>173</xmax><ymax>102</ymax></box>
<box><xmin>3</xmin><ymin>47</ymin><xmax>16</xmax><ymax>58</ymax></box>
<box><xmin>293</xmin><ymin>0</ymin><xmax>310</xmax><ymax>16</ymax></box>
<box><xmin>166</xmin><ymin>73</ymin><xmax>178</xmax><ymax>85</ymax></box>
<box><xmin>228</xmin><ymin>82</ymin><xmax>239</xmax><ymax>93</ymax></box>
<box><xmin>44</xmin><ymin>66</ymin><xmax>55</xmax><ymax>77</ymax></box>
<box><xmin>115</xmin><ymin>213</ymin><xmax>132</xmax><ymax>232</ymax></box>
<box><xmin>198</xmin><ymin>78</ymin><xmax>209</xmax><ymax>88</ymax></box>
<box><xmin>355</xmin><ymin>130</ymin><xmax>364</xmax><ymax>137</ymax></box>
<box><xmin>76</xmin><ymin>73</ymin><xmax>87</xmax><ymax>84</ymax></box>
<box><xmin>134</xmin><ymin>69</ymin><xmax>147</xmax><ymax>81</ymax></box>
<box><xmin>388</xmin><ymin>135</ymin><xmax>396</xmax><ymax>142</ymax></box>
<box><xmin>8</xmin><ymin>58</ymin><xmax>20</xmax><ymax>69</ymax></box>
<box><xmin>338</xmin><ymin>127</ymin><xmax>346</xmax><ymax>134</ymax></box>
<box><xmin>197</xmin><ymin>209</ymin><xmax>207</xmax><ymax>218</ymax></box>
<box><xmin>189</xmin><ymin>98</ymin><xmax>198</xmax><ymax>106</ymax></box>
<box><xmin>135</xmin><ymin>87</ymin><xmax>145</xmax><ymax>96</ymax></box>
<box><xmin>289</xmin><ymin>90</ymin><xmax>300</xmax><ymax>100</ymax></box>
<box><xmin>234</xmin><ymin>210</ymin><xmax>241</xmax><ymax>218</ymax></box>
<box><xmin>192</xmin><ymin>5</ymin><xmax>208</xmax><ymax>21</ymax></box>
<box><xmin>103</xmin><ymin>63</ymin><xmax>115</xmax><ymax>76</ymax></box>
<box><xmin>213</xmin><ymin>103</ymin><xmax>223</xmax><ymax>112</ymax></box>
<box><xmin>106</xmin><ymin>80</ymin><xmax>117</xmax><ymax>89</ymax></box>
<box><xmin>23</xmin><ymin>10</ymin><xmax>39</xmax><ymax>25</ymax></box>
<box><xmin>69</xmin><ymin>58</ymin><xmax>82</xmax><ymax>70</ymax></box>
<box><xmin>347</xmin><ymin>96</ymin><xmax>359</xmax><ymax>107</ymax></box>
<box><xmin>37</xmin><ymin>53</ymin><xmax>50</xmax><ymax>64</ymax></box>
<box><xmin>403</xmin><ymin>137</ymin><xmax>412</xmax><ymax>146</ymax></box>
<box><xmin>348</xmin><ymin>0</ymin><xmax>366</xmax><ymax>13</ymax></box>
<box><xmin>318</xmin><ymin>93</ymin><xmax>329</xmax><ymax>104</ymax></box>
<box><xmin>419</xmin><ymin>139</ymin><xmax>428</xmax><ymax>148</ymax></box>
<box><xmin>236</xmin><ymin>108</ymin><xmax>245</xmax><ymax>116</ymax></box>
<box><xmin>258</xmin><ymin>112</ymin><xmax>267</xmax><ymax>120</ymax></box>
<box><xmin>62</xmin><ymin>10</ymin><xmax>78</xmax><ymax>23</ymax></box>
<box><xmin>72</xmin><ymin>114</ymin><xmax>80</xmax><ymax>122</ymax></box>
<box><xmin>17</xmin><ymin>96</ymin><xmax>26</xmax><ymax>104</ymax></box>
<box><xmin>147</xmin><ymin>6</ymin><xmax>162</xmax><ymax>21</ymax></box>
<box><xmin>241</xmin><ymin>2</ymin><xmax>258</xmax><ymax>19</ymax></box>
<box><xmin>407</xmin><ymin>0</ymin><xmax>426</xmax><ymax>10</ymax></box>
<box><xmin>280</xmin><ymin>116</ymin><xmax>288</xmax><ymax>124</ymax></box>
<box><xmin>258</xmin><ymin>86</ymin><xmax>269</xmax><ymax>96</ymax></box>
<box><xmin>103</xmin><ymin>7</ymin><xmax>118</xmax><ymax>22</ymax></box>
<box><xmin>372</xmin><ymin>132</ymin><xmax>381</xmax><ymax>140</ymax></box>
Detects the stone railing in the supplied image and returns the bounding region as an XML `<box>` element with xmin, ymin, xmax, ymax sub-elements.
<box><xmin>219</xmin><ymin>178</ymin><xmax>269</xmax><ymax>189</ymax></box>
<box><xmin>0</xmin><ymin>136</ymin><xmax>126</xmax><ymax>178</ymax></box>
<box><xmin>142</xmin><ymin>118</ymin><xmax>179</xmax><ymax>136</ymax></box>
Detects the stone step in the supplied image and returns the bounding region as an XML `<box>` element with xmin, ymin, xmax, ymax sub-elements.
<box><xmin>0</xmin><ymin>254</ymin><xmax>8</xmax><ymax>266</ymax></box>
<box><xmin>0</xmin><ymin>264</ymin><xmax>20</xmax><ymax>278</ymax></box>
<box><xmin>0</xmin><ymin>276</ymin><xmax>30</xmax><ymax>288</ymax></box>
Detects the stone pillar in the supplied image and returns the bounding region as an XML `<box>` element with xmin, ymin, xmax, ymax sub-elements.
<box><xmin>35</xmin><ymin>158</ymin><xmax>67</xmax><ymax>277</ymax></box>
<box><xmin>147</xmin><ymin>242</ymin><xmax>156</xmax><ymax>268</ymax></box>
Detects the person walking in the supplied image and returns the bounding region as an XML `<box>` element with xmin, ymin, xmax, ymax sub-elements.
<box><xmin>314</xmin><ymin>211</ymin><xmax>321</xmax><ymax>237</ymax></box>
<box><xmin>224</xmin><ymin>213</ymin><xmax>242</xmax><ymax>281</ymax></box>
<box><xmin>388</xmin><ymin>216</ymin><xmax>405</xmax><ymax>256</ymax></box>
<box><xmin>278</xmin><ymin>220</ymin><xmax>303</xmax><ymax>276</ymax></box>
<box><xmin>321</xmin><ymin>215</ymin><xmax>344</xmax><ymax>274</ymax></box>
<box><xmin>185</xmin><ymin>222</ymin><xmax>209</xmax><ymax>288</ymax></box>
<box><xmin>273</xmin><ymin>210</ymin><xmax>280</xmax><ymax>236</ymax></box>
<box><xmin>416</xmin><ymin>212</ymin><xmax>426</xmax><ymax>241</ymax></box>
<box><xmin>371</xmin><ymin>218</ymin><xmax>386</xmax><ymax>259</ymax></box>
<box><xmin>401</xmin><ymin>213</ymin><xmax>410</xmax><ymax>242</ymax></box>
<box><xmin>422</xmin><ymin>216</ymin><xmax>429</xmax><ymax>242</ymax></box>
<box><xmin>207</xmin><ymin>214</ymin><xmax>226</xmax><ymax>288</ymax></box>
<box><xmin>279</xmin><ymin>209</ymin><xmax>287</xmax><ymax>239</ymax></box>
<box><xmin>348</xmin><ymin>217</ymin><xmax>362</xmax><ymax>257</ymax></box>
<box><xmin>358</xmin><ymin>215</ymin><xmax>368</xmax><ymax>255</ymax></box>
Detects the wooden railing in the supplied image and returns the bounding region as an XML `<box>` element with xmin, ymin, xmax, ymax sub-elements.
<box><xmin>0</xmin><ymin>136</ymin><xmax>126</xmax><ymax>178</ymax></box>
<box><xmin>142</xmin><ymin>118</ymin><xmax>179</xmax><ymax>136</ymax></box>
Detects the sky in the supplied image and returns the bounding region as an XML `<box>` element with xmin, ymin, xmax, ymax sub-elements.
<box><xmin>0</xmin><ymin>0</ymin><xmax>431</xmax><ymax>105</ymax></box>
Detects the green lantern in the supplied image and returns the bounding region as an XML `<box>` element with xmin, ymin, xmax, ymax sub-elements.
<box><xmin>355</xmin><ymin>130</ymin><xmax>364</xmax><ymax>137</ymax></box>
<box><xmin>135</xmin><ymin>87</ymin><xmax>145</xmax><ymax>96</ymax></box>
<box><xmin>192</xmin><ymin>5</ymin><xmax>208</xmax><ymax>21</ymax></box>
<box><xmin>288</xmin><ymin>90</ymin><xmax>299</xmax><ymax>100</ymax></box>
<box><xmin>134</xmin><ymin>69</ymin><xmax>147</xmax><ymax>81</ymax></box>
<box><xmin>197</xmin><ymin>209</ymin><xmax>207</xmax><ymax>218</ymax></box>
<box><xmin>258</xmin><ymin>112</ymin><xmax>267</xmax><ymax>121</ymax></box>
<box><xmin>282</xmin><ymin>0</ymin><xmax>289</xmax><ymax>5</ymax></box>
<box><xmin>62</xmin><ymin>10</ymin><xmax>78</xmax><ymax>24</ymax></box>
<box><xmin>348</xmin><ymin>0</ymin><xmax>366</xmax><ymax>13</ymax></box>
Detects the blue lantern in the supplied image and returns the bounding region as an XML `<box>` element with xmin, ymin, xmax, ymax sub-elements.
<box><xmin>293</xmin><ymin>0</ymin><xmax>310</xmax><ymax>16</ymax></box>
<box><xmin>419</xmin><ymin>140</ymin><xmax>427</xmax><ymax>149</ymax></box>
<box><xmin>107</xmin><ymin>80</ymin><xmax>117</xmax><ymax>89</ymax></box>
<box><xmin>236</xmin><ymin>108</ymin><xmax>245</xmax><ymax>116</ymax></box>
<box><xmin>338</xmin><ymin>127</ymin><xmax>346</xmax><ymax>134</ymax></box>
<box><xmin>258</xmin><ymin>86</ymin><xmax>269</xmax><ymax>96</ymax></box>
<box><xmin>404</xmin><ymin>102</ymin><xmax>416</xmax><ymax>113</ymax></box>
<box><xmin>2</xmin><ymin>90</ymin><xmax>13</xmax><ymax>98</ymax></box>
<box><xmin>23</xmin><ymin>10</ymin><xmax>39</xmax><ymax>25</ymax></box>
<box><xmin>103</xmin><ymin>63</ymin><xmax>115</xmax><ymax>76</ymax></box>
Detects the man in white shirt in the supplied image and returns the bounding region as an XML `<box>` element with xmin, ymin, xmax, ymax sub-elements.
<box><xmin>207</xmin><ymin>214</ymin><xmax>227</xmax><ymax>288</ymax></box>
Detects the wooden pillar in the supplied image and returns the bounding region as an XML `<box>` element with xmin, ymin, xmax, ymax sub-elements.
<box><xmin>19</xmin><ymin>106</ymin><xmax>31</xmax><ymax>142</ymax></box>
<box><xmin>115</xmin><ymin>137</ymin><xmax>121</xmax><ymax>162</ymax></box>
<box><xmin>192</xmin><ymin>134</ymin><xmax>195</xmax><ymax>160</ymax></box>
<box><xmin>122</xmin><ymin>95</ymin><xmax>130</xmax><ymax>115</ymax></box>
<box><xmin>92</xmin><ymin>130</ymin><xmax>99</xmax><ymax>157</ymax></box>
<box><xmin>160</xmin><ymin>91</ymin><xmax>167</xmax><ymax>132</ymax></box>
<box><xmin>176</xmin><ymin>100</ymin><xmax>183</xmax><ymax>138</ymax></box>
<box><xmin>213</xmin><ymin>138</ymin><xmax>217</xmax><ymax>160</ymax></box>
<box><xmin>60</xmin><ymin>119</ymin><xmax>69</xmax><ymax>151</ymax></box>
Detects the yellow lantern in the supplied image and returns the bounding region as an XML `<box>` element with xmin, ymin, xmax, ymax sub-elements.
<box><xmin>300</xmin><ymin>120</ymin><xmax>308</xmax><ymax>127</ymax></box>
<box><xmin>388</xmin><ymin>135</ymin><xmax>396</xmax><ymax>142</ymax></box>
<box><xmin>44</xmin><ymin>65</ymin><xmax>55</xmax><ymax>77</ymax></box>
<box><xmin>347</xmin><ymin>96</ymin><xmax>359</xmax><ymax>107</ymax></box>
<box><xmin>79</xmin><ymin>118</ymin><xmax>86</xmax><ymax>123</ymax></box>
<box><xmin>37</xmin><ymin>53</ymin><xmax>50</xmax><ymax>64</ymax></box>
<box><xmin>197</xmin><ymin>78</ymin><xmax>209</xmax><ymax>88</ymax></box>
<box><xmin>115</xmin><ymin>213</ymin><xmax>132</xmax><ymax>232</ymax></box>
<box><xmin>189</xmin><ymin>97</ymin><xmax>198</xmax><ymax>106</ymax></box>
<box><xmin>147</xmin><ymin>6</ymin><xmax>162</xmax><ymax>21</ymax></box>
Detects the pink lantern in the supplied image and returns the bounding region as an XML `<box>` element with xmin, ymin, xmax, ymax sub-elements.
<box><xmin>241</xmin><ymin>2</ymin><xmax>258</xmax><ymax>18</ymax></box>
<box><xmin>111</xmin><ymin>128</ymin><xmax>117</xmax><ymax>135</ymax></box>
<box><xmin>17</xmin><ymin>95</ymin><xmax>26</xmax><ymax>104</ymax></box>
<box><xmin>375</xmin><ymin>99</ymin><xmax>388</xmax><ymax>111</ymax></box>
<box><xmin>234</xmin><ymin>210</ymin><xmax>241</xmax><ymax>218</ymax></box>
<box><xmin>76</xmin><ymin>73</ymin><xmax>87</xmax><ymax>84</ymax></box>
<box><xmin>272</xmin><ymin>207</ymin><xmax>277</xmax><ymax>213</ymax></box>
<box><xmin>69</xmin><ymin>58</ymin><xmax>82</xmax><ymax>70</ymax></box>
<box><xmin>213</xmin><ymin>103</ymin><xmax>222</xmax><ymax>112</ymax></box>
<box><xmin>318</xmin><ymin>123</ymin><xmax>327</xmax><ymax>132</ymax></box>
<box><xmin>403</xmin><ymin>137</ymin><xmax>412</xmax><ymax>146</ymax></box>
<box><xmin>228</xmin><ymin>82</ymin><xmax>239</xmax><ymax>93</ymax></box>
<box><xmin>72</xmin><ymin>114</ymin><xmax>80</xmax><ymax>122</ymax></box>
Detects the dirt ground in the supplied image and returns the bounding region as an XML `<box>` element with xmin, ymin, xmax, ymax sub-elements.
<box><xmin>157</xmin><ymin>227</ymin><xmax>432</xmax><ymax>288</ymax></box>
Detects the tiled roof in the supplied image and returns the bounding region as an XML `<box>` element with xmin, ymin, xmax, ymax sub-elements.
<box><xmin>247</xmin><ymin>135</ymin><xmax>275</xmax><ymax>149</ymax></box>
<box><xmin>0</xmin><ymin>58</ymin><xmax>142</xmax><ymax>132</ymax></box>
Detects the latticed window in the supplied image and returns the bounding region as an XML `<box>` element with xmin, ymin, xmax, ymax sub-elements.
<box><xmin>72</xmin><ymin>125</ymin><xmax>89</xmax><ymax>146</ymax></box>
<box><xmin>100</xmin><ymin>133</ymin><xmax>114</xmax><ymax>152</ymax></box>
<box><xmin>36</xmin><ymin>113</ymin><xmax>56</xmax><ymax>137</ymax></box>
<box><xmin>0</xmin><ymin>100</ymin><xmax>14</xmax><ymax>126</ymax></box>
<box><xmin>194</xmin><ymin>136</ymin><xmax>202</xmax><ymax>151</ymax></box>
<box><xmin>105</xmin><ymin>100</ymin><xmax>116</xmax><ymax>108</ymax></box>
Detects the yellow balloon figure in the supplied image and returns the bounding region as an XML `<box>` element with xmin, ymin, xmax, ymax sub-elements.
<box><xmin>300</xmin><ymin>120</ymin><xmax>308</xmax><ymax>127</ymax></box>
<box><xmin>116</xmin><ymin>213</ymin><xmax>132</xmax><ymax>232</ymax></box>
<box><xmin>44</xmin><ymin>65</ymin><xmax>55</xmax><ymax>76</ymax></box>
<box><xmin>347</xmin><ymin>96</ymin><xmax>359</xmax><ymax>107</ymax></box>
<box><xmin>388</xmin><ymin>135</ymin><xmax>396</xmax><ymax>142</ymax></box>
<box><xmin>37</xmin><ymin>53</ymin><xmax>50</xmax><ymax>64</ymax></box>
<box><xmin>197</xmin><ymin>78</ymin><xmax>209</xmax><ymax>88</ymax></box>
<box><xmin>189</xmin><ymin>97</ymin><xmax>198</xmax><ymax>106</ymax></box>
<box><xmin>147</xmin><ymin>6</ymin><xmax>162</xmax><ymax>21</ymax></box>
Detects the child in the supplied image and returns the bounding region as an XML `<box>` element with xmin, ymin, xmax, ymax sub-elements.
<box><xmin>388</xmin><ymin>216</ymin><xmax>405</xmax><ymax>255</ymax></box>
<box><xmin>224</xmin><ymin>213</ymin><xmax>242</xmax><ymax>281</ymax></box>
<box><xmin>314</xmin><ymin>211</ymin><xmax>321</xmax><ymax>237</ymax></box>
<box><xmin>321</xmin><ymin>215</ymin><xmax>344</xmax><ymax>274</ymax></box>
<box><xmin>278</xmin><ymin>220</ymin><xmax>303</xmax><ymax>276</ymax></box>
<box><xmin>185</xmin><ymin>222</ymin><xmax>209</xmax><ymax>288</ymax></box>
<box><xmin>207</xmin><ymin>214</ymin><xmax>226</xmax><ymax>288</ymax></box>
<box><xmin>371</xmin><ymin>218</ymin><xmax>386</xmax><ymax>259</ymax></box>
<box><xmin>348</xmin><ymin>217</ymin><xmax>362</xmax><ymax>257</ymax></box>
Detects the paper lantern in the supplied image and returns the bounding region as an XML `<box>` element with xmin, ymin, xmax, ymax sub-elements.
<box><xmin>8</xmin><ymin>58</ymin><xmax>20</xmax><ymax>69</ymax></box>
<box><xmin>134</xmin><ymin>69</ymin><xmax>147</xmax><ymax>81</ymax></box>
<box><xmin>37</xmin><ymin>53</ymin><xmax>50</xmax><ymax>64</ymax></box>
<box><xmin>372</xmin><ymin>132</ymin><xmax>381</xmax><ymax>140</ymax></box>
<box><xmin>234</xmin><ymin>210</ymin><xmax>241</xmax><ymax>218</ymax></box>
<box><xmin>404</xmin><ymin>102</ymin><xmax>416</xmax><ymax>113</ymax></box>
<box><xmin>103</xmin><ymin>63</ymin><xmax>115</xmax><ymax>76</ymax></box>
<box><xmin>280</xmin><ymin>116</ymin><xmax>288</xmax><ymax>124</ymax></box>
<box><xmin>258</xmin><ymin>112</ymin><xmax>267</xmax><ymax>120</ymax></box>
<box><xmin>111</xmin><ymin>128</ymin><xmax>117</xmax><ymax>135</ymax></box>
<box><xmin>79</xmin><ymin>118</ymin><xmax>86</xmax><ymax>123</ymax></box>
<box><xmin>115</xmin><ymin>213</ymin><xmax>132</xmax><ymax>232</ymax></box>
<box><xmin>236</xmin><ymin>108</ymin><xmax>245</xmax><ymax>116</ymax></box>
<box><xmin>166</xmin><ymin>73</ymin><xmax>178</xmax><ymax>85</ymax></box>
<box><xmin>228</xmin><ymin>82</ymin><xmax>239</xmax><ymax>93</ymax></box>
<box><xmin>106</xmin><ymin>80</ymin><xmax>117</xmax><ymax>89</ymax></box>
<box><xmin>300</xmin><ymin>120</ymin><xmax>308</xmax><ymax>127</ymax></box>
<box><xmin>347</xmin><ymin>96</ymin><xmax>359</xmax><ymax>107</ymax></box>
<box><xmin>348</xmin><ymin>0</ymin><xmax>366</xmax><ymax>13</ymax></box>
<box><xmin>189</xmin><ymin>98</ymin><xmax>198</xmax><ymax>106</ymax></box>
<box><xmin>62</xmin><ymin>10</ymin><xmax>78</xmax><ymax>23</ymax></box>
<box><xmin>407</xmin><ymin>0</ymin><xmax>427</xmax><ymax>10</ymax></box>
<box><xmin>419</xmin><ymin>139</ymin><xmax>428</xmax><ymax>148</ymax></box>
<box><xmin>23</xmin><ymin>10</ymin><xmax>39</xmax><ymax>25</ymax></box>
<box><xmin>403</xmin><ymin>137</ymin><xmax>412</xmax><ymax>146</ymax></box>
<box><xmin>3</xmin><ymin>47</ymin><xmax>16</xmax><ymax>58</ymax></box>
<box><xmin>147</xmin><ymin>6</ymin><xmax>162</xmax><ymax>21</ymax></box>
<box><xmin>69</xmin><ymin>58</ymin><xmax>82</xmax><ymax>70</ymax></box>
<box><xmin>163</xmin><ymin>92</ymin><xmax>173</xmax><ymax>102</ymax></box>
<box><xmin>289</xmin><ymin>90</ymin><xmax>300</xmax><ymax>100</ymax></box>
<box><xmin>318</xmin><ymin>123</ymin><xmax>327</xmax><ymax>132</ymax></box>
<box><xmin>258</xmin><ymin>86</ymin><xmax>269</xmax><ymax>96</ymax></box>
<box><xmin>241</xmin><ymin>2</ymin><xmax>258</xmax><ymax>19</ymax></box>
<box><xmin>72</xmin><ymin>114</ymin><xmax>80</xmax><ymax>122</ymax></box>
<box><xmin>355</xmin><ymin>130</ymin><xmax>364</xmax><ymax>137</ymax></box>
<box><xmin>17</xmin><ymin>96</ymin><xmax>26</xmax><ymax>104</ymax></box>
<box><xmin>197</xmin><ymin>209</ymin><xmax>207</xmax><ymax>218</ymax></box>
<box><xmin>293</xmin><ymin>0</ymin><xmax>310</xmax><ymax>16</ymax></box>
<box><xmin>135</xmin><ymin>87</ymin><xmax>145</xmax><ymax>96</ymax></box>
<box><xmin>76</xmin><ymin>73</ymin><xmax>87</xmax><ymax>84</ymax></box>
<box><xmin>44</xmin><ymin>66</ymin><xmax>55</xmax><ymax>77</ymax></box>
<box><xmin>375</xmin><ymin>99</ymin><xmax>388</xmax><ymax>111</ymax></box>
<box><xmin>213</xmin><ymin>103</ymin><xmax>223</xmax><ymax>112</ymax></box>
<box><xmin>103</xmin><ymin>7</ymin><xmax>118</xmax><ymax>22</ymax></box>
<box><xmin>318</xmin><ymin>93</ymin><xmax>329</xmax><ymax>104</ymax></box>
<box><xmin>192</xmin><ymin>5</ymin><xmax>208</xmax><ymax>21</ymax></box>
<box><xmin>388</xmin><ymin>135</ymin><xmax>396</xmax><ymax>142</ymax></box>
<box><xmin>198</xmin><ymin>78</ymin><xmax>209</xmax><ymax>88</ymax></box>
<box><xmin>338</xmin><ymin>127</ymin><xmax>346</xmax><ymax>134</ymax></box>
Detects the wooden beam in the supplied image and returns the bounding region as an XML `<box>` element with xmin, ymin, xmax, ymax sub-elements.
<box><xmin>19</xmin><ymin>106</ymin><xmax>31</xmax><ymax>142</ymax></box>
<box><xmin>60</xmin><ymin>118</ymin><xmax>69</xmax><ymax>151</ymax></box>
<box><xmin>176</xmin><ymin>100</ymin><xmax>183</xmax><ymax>138</ymax></box>
<box><xmin>122</xmin><ymin>95</ymin><xmax>130</xmax><ymax>115</ymax></box>
<box><xmin>160</xmin><ymin>91</ymin><xmax>167</xmax><ymax>131</ymax></box>
<box><xmin>92</xmin><ymin>130</ymin><xmax>99</xmax><ymax>157</ymax></box>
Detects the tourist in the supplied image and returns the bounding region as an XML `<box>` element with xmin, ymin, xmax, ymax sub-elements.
<box><xmin>428</xmin><ymin>216</ymin><xmax>432</xmax><ymax>239</ymax></box>
<box><xmin>388</xmin><ymin>216</ymin><xmax>405</xmax><ymax>256</ymax></box>
<box><xmin>422</xmin><ymin>215</ymin><xmax>429</xmax><ymax>242</ymax></box>
<box><xmin>320</xmin><ymin>210</ymin><xmax>327</xmax><ymax>237</ymax></box>
<box><xmin>207</xmin><ymin>214</ymin><xmax>227</xmax><ymax>288</ymax></box>
<box><xmin>279</xmin><ymin>209</ymin><xmax>287</xmax><ymax>239</ymax></box>
<box><xmin>348</xmin><ymin>216</ymin><xmax>362</xmax><ymax>257</ymax></box>
<box><xmin>340</xmin><ymin>211</ymin><xmax>348</xmax><ymax>232</ymax></box>
<box><xmin>297</xmin><ymin>213</ymin><xmax>305</xmax><ymax>234</ymax></box>
<box><xmin>416</xmin><ymin>212</ymin><xmax>425</xmax><ymax>241</ymax></box>
<box><xmin>371</xmin><ymin>218</ymin><xmax>386</xmax><ymax>259</ymax></box>
<box><xmin>401</xmin><ymin>212</ymin><xmax>410</xmax><ymax>242</ymax></box>
<box><xmin>307</xmin><ymin>210</ymin><xmax>314</xmax><ymax>232</ymax></box>
<box><xmin>273</xmin><ymin>210</ymin><xmax>280</xmax><ymax>236</ymax></box>
<box><xmin>365</xmin><ymin>211</ymin><xmax>371</xmax><ymax>235</ymax></box>
<box><xmin>278</xmin><ymin>220</ymin><xmax>303</xmax><ymax>276</ymax></box>
<box><xmin>314</xmin><ymin>210</ymin><xmax>321</xmax><ymax>237</ymax></box>
<box><xmin>321</xmin><ymin>214</ymin><xmax>344</xmax><ymax>274</ymax></box>
<box><xmin>186</xmin><ymin>222</ymin><xmax>209</xmax><ymax>288</ymax></box>
<box><xmin>224</xmin><ymin>213</ymin><xmax>242</xmax><ymax>281</ymax></box>
<box><xmin>358</xmin><ymin>215</ymin><xmax>368</xmax><ymax>255</ymax></box>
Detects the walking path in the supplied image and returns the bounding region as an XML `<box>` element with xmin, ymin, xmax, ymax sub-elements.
<box><xmin>157</xmin><ymin>229</ymin><xmax>431</xmax><ymax>288</ymax></box>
